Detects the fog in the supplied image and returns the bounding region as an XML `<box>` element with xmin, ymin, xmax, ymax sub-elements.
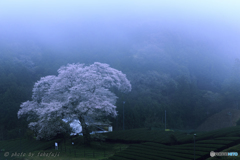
<box><xmin>1</xmin><ymin>1</ymin><xmax>239</xmax><ymax>98</ymax></box>
<box><xmin>1</xmin><ymin>0</ymin><xmax>239</xmax><ymax>60</ymax></box>
<box><xmin>1</xmin><ymin>0</ymin><xmax>240</xmax><ymax>138</ymax></box>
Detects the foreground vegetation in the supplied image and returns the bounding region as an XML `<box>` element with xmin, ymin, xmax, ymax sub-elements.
<box><xmin>1</xmin><ymin>126</ymin><xmax>240</xmax><ymax>160</ymax></box>
<box><xmin>0</xmin><ymin>135</ymin><xmax>128</xmax><ymax>160</ymax></box>
<box><xmin>102</xmin><ymin>126</ymin><xmax>240</xmax><ymax>160</ymax></box>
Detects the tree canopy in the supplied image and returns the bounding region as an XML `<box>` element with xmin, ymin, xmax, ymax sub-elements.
<box><xmin>17</xmin><ymin>62</ymin><xmax>131</xmax><ymax>143</ymax></box>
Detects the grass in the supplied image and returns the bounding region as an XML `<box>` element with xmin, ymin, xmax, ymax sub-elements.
<box><xmin>2</xmin><ymin>126</ymin><xmax>240</xmax><ymax>160</ymax></box>
<box><xmin>0</xmin><ymin>137</ymin><xmax>128</xmax><ymax>160</ymax></box>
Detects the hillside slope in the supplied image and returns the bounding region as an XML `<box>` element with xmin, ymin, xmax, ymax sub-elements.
<box><xmin>196</xmin><ymin>108</ymin><xmax>240</xmax><ymax>132</ymax></box>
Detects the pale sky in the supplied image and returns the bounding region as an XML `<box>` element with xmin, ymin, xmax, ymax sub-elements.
<box><xmin>0</xmin><ymin>0</ymin><xmax>240</xmax><ymax>84</ymax></box>
<box><xmin>1</xmin><ymin>0</ymin><xmax>239</xmax><ymax>86</ymax></box>
<box><xmin>1</xmin><ymin>0</ymin><xmax>239</xmax><ymax>82</ymax></box>
<box><xmin>1</xmin><ymin>0</ymin><xmax>239</xmax><ymax>28</ymax></box>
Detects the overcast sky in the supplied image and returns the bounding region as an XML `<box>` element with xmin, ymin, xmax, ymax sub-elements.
<box><xmin>0</xmin><ymin>0</ymin><xmax>239</xmax><ymax>59</ymax></box>
<box><xmin>1</xmin><ymin>1</ymin><xmax>239</xmax><ymax>36</ymax></box>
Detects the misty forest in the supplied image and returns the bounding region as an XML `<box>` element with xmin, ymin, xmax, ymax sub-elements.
<box><xmin>1</xmin><ymin>21</ymin><xmax>240</xmax><ymax>140</ymax></box>
<box><xmin>0</xmin><ymin>1</ymin><xmax>240</xmax><ymax>160</ymax></box>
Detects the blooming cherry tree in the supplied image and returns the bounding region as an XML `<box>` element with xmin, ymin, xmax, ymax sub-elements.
<box><xmin>18</xmin><ymin>62</ymin><xmax>131</xmax><ymax>144</ymax></box>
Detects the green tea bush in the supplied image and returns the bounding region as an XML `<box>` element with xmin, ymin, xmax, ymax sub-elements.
<box><xmin>197</xmin><ymin>140</ymin><xmax>233</xmax><ymax>145</ymax></box>
<box><xmin>214</xmin><ymin>137</ymin><xmax>240</xmax><ymax>141</ymax></box>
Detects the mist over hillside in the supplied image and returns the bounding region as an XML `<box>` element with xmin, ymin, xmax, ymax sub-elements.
<box><xmin>0</xmin><ymin>0</ymin><xmax>240</xmax><ymax>138</ymax></box>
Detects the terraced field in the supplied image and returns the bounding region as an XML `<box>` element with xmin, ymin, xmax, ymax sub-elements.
<box><xmin>103</xmin><ymin>126</ymin><xmax>240</xmax><ymax>160</ymax></box>
<box><xmin>1</xmin><ymin>126</ymin><xmax>240</xmax><ymax>160</ymax></box>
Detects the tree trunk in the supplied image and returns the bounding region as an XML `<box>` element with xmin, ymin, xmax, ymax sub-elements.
<box><xmin>78</xmin><ymin>115</ymin><xmax>91</xmax><ymax>146</ymax></box>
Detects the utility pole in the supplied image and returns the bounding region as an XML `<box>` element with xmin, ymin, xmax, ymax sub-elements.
<box><xmin>116</xmin><ymin>115</ymin><xmax>118</xmax><ymax>130</ymax></box>
<box><xmin>194</xmin><ymin>134</ymin><xmax>196</xmax><ymax>160</ymax></box>
<box><xmin>165</xmin><ymin>110</ymin><xmax>166</xmax><ymax>130</ymax></box>
<box><xmin>123</xmin><ymin>101</ymin><xmax>125</xmax><ymax>130</ymax></box>
<box><xmin>228</xmin><ymin>112</ymin><xmax>232</xmax><ymax>126</ymax></box>
<box><xmin>19</xmin><ymin>129</ymin><xmax>21</xmax><ymax>152</ymax></box>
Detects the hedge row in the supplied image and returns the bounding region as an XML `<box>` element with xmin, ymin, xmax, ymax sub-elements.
<box><xmin>111</xmin><ymin>143</ymin><xmax>199</xmax><ymax>160</ymax></box>
<box><xmin>196</xmin><ymin>140</ymin><xmax>234</xmax><ymax>145</ymax></box>
<box><xmin>105</xmin><ymin>128</ymin><xmax>189</xmax><ymax>144</ymax></box>
<box><xmin>180</xmin><ymin>143</ymin><xmax>225</xmax><ymax>148</ymax></box>
<box><xmin>214</xmin><ymin>137</ymin><xmax>240</xmax><ymax>141</ymax></box>
<box><xmin>142</xmin><ymin>142</ymin><xmax>218</xmax><ymax>152</ymax></box>
<box><xmin>106</xmin><ymin>127</ymin><xmax>240</xmax><ymax>144</ymax></box>
<box><xmin>114</xmin><ymin>151</ymin><xmax>191</xmax><ymax>160</ymax></box>
<box><xmin>175</xmin><ymin>127</ymin><xmax>240</xmax><ymax>144</ymax></box>
<box><xmin>108</xmin><ymin>141</ymin><xmax>229</xmax><ymax>160</ymax></box>
<box><xmin>108</xmin><ymin>156</ymin><xmax>131</xmax><ymax>160</ymax></box>
<box><xmin>129</xmin><ymin>144</ymin><xmax>206</xmax><ymax>157</ymax></box>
